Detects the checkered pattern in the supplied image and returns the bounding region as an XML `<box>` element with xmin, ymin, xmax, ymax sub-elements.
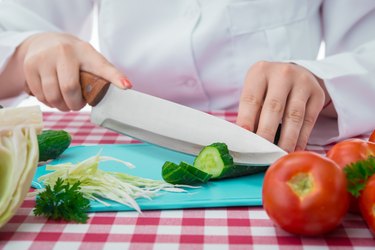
<box><xmin>1</xmin><ymin>111</ymin><xmax>374</xmax><ymax>250</ymax></box>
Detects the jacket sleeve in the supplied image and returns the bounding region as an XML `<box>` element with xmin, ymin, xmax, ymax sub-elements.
<box><xmin>0</xmin><ymin>0</ymin><xmax>95</xmax><ymax>73</ymax></box>
<box><xmin>292</xmin><ymin>0</ymin><xmax>375</xmax><ymax>145</ymax></box>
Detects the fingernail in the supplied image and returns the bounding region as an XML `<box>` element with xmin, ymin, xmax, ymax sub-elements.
<box><xmin>120</xmin><ymin>78</ymin><xmax>133</xmax><ymax>89</ymax></box>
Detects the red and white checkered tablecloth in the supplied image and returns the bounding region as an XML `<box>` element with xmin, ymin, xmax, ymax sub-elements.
<box><xmin>1</xmin><ymin>111</ymin><xmax>374</xmax><ymax>250</ymax></box>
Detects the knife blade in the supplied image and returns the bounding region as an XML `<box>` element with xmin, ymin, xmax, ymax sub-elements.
<box><xmin>80</xmin><ymin>72</ymin><xmax>287</xmax><ymax>166</ymax></box>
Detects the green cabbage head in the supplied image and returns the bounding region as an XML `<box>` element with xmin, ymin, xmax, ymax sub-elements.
<box><xmin>0</xmin><ymin>106</ymin><xmax>42</xmax><ymax>228</ymax></box>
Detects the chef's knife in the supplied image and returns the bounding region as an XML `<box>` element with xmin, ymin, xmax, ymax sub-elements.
<box><xmin>80</xmin><ymin>72</ymin><xmax>286</xmax><ymax>166</ymax></box>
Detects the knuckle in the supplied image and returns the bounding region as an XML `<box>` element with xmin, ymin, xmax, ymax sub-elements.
<box><xmin>265</xmin><ymin>98</ymin><xmax>283</xmax><ymax>113</ymax></box>
<box><xmin>285</xmin><ymin>108</ymin><xmax>304</xmax><ymax>124</ymax></box>
<box><xmin>23</xmin><ymin>57</ymin><xmax>32</xmax><ymax>68</ymax></box>
<box><xmin>45</xmin><ymin>93</ymin><xmax>60</xmax><ymax>106</ymax></box>
<box><xmin>60</xmin><ymin>81</ymin><xmax>78</xmax><ymax>94</ymax></box>
<box><xmin>56</xmin><ymin>42</ymin><xmax>74</xmax><ymax>55</ymax></box>
<box><xmin>298</xmin><ymin>72</ymin><xmax>312</xmax><ymax>82</ymax></box>
<box><xmin>23</xmin><ymin>56</ymin><xmax>39</xmax><ymax>71</ymax></box>
<box><xmin>249</xmin><ymin>61</ymin><xmax>269</xmax><ymax>74</ymax></box>
<box><xmin>42</xmin><ymin>75</ymin><xmax>55</xmax><ymax>85</ymax></box>
<box><xmin>240</xmin><ymin>94</ymin><xmax>262</xmax><ymax>108</ymax></box>
<box><xmin>41</xmin><ymin>86</ymin><xmax>60</xmax><ymax>105</ymax></box>
<box><xmin>279</xmin><ymin>63</ymin><xmax>295</xmax><ymax>77</ymax></box>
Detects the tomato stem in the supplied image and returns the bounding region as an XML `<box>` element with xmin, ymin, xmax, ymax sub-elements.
<box><xmin>287</xmin><ymin>172</ymin><xmax>314</xmax><ymax>198</ymax></box>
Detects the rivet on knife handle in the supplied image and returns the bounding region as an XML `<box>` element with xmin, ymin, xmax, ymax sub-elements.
<box><xmin>80</xmin><ymin>71</ymin><xmax>111</xmax><ymax>106</ymax></box>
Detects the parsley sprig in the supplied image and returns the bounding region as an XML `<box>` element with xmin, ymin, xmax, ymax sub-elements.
<box><xmin>33</xmin><ymin>178</ymin><xmax>90</xmax><ymax>223</ymax></box>
<box><xmin>344</xmin><ymin>156</ymin><xmax>375</xmax><ymax>197</ymax></box>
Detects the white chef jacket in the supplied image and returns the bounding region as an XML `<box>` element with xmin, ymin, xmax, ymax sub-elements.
<box><xmin>0</xmin><ymin>0</ymin><xmax>374</xmax><ymax>145</ymax></box>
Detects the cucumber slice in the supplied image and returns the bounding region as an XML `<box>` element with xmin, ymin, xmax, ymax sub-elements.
<box><xmin>179</xmin><ymin>162</ymin><xmax>212</xmax><ymax>183</ymax></box>
<box><xmin>162</xmin><ymin>161</ymin><xmax>205</xmax><ymax>185</ymax></box>
<box><xmin>193</xmin><ymin>142</ymin><xmax>267</xmax><ymax>180</ymax></box>
<box><xmin>193</xmin><ymin>142</ymin><xmax>234</xmax><ymax>179</ymax></box>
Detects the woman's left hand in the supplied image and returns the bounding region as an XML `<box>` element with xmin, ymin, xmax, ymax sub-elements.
<box><xmin>236</xmin><ymin>61</ymin><xmax>327</xmax><ymax>152</ymax></box>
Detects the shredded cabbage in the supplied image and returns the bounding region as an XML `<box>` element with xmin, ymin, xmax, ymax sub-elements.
<box><xmin>34</xmin><ymin>154</ymin><xmax>196</xmax><ymax>212</ymax></box>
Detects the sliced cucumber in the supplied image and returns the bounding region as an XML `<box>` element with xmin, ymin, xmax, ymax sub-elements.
<box><xmin>193</xmin><ymin>142</ymin><xmax>267</xmax><ymax>180</ymax></box>
<box><xmin>162</xmin><ymin>161</ymin><xmax>205</xmax><ymax>185</ymax></box>
<box><xmin>162</xmin><ymin>142</ymin><xmax>267</xmax><ymax>184</ymax></box>
<box><xmin>179</xmin><ymin>162</ymin><xmax>212</xmax><ymax>183</ymax></box>
<box><xmin>193</xmin><ymin>142</ymin><xmax>234</xmax><ymax>179</ymax></box>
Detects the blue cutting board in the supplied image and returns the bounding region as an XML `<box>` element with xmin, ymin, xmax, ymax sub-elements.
<box><xmin>32</xmin><ymin>144</ymin><xmax>266</xmax><ymax>212</ymax></box>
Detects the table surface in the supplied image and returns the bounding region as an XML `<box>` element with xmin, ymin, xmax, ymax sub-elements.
<box><xmin>1</xmin><ymin>111</ymin><xmax>374</xmax><ymax>250</ymax></box>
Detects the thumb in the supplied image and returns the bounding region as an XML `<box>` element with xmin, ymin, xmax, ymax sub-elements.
<box><xmin>80</xmin><ymin>49</ymin><xmax>132</xmax><ymax>89</ymax></box>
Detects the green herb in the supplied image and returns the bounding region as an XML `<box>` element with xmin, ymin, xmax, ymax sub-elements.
<box><xmin>344</xmin><ymin>156</ymin><xmax>375</xmax><ymax>197</ymax></box>
<box><xmin>33</xmin><ymin>178</ymin><xmax>90</xmax><ymax>223</ymax></box>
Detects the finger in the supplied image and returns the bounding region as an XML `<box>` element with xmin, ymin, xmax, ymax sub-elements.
<box><xmin>256</xmin><ymin>81</ymin><xmax>290</xmax><ymax>143</ymax></box>
<box><xmin>236</xmin><ymin>70</ymin><xmax>267</xmax><ymax>132</ymax></box>
<box><xmin>56</xmin><ymin>59</ymin><xmax>86</xmax><ymax>111</ymax></box>
<box><xmin>24</xmin><ymin>67</ymin><xmax>50</xmax><ymax>107</ymax></box>
<box><xmin>79</xmin><ymin>45</ymin><xmax>131</xmax><ymax>89</ymax></box>
<box><xmin>278</xmin><ymin>88</ymin><xmax>310</xmax><ymax>152</ymax></box>
<box><xmin>39</xmin><ymin>67</ymin><xmax>70</xmax><ymax>111</ymax></box>
<box><xmin>295</xmin><ymin>95</ymin><xmax>324</xmax><ymax>151</ymax></box>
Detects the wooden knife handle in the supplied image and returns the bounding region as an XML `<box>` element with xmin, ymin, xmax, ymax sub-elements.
<box><xmin>80</xmin><ymin>71</ymin><xmax>111</xmax><ymax>106</ymax></box>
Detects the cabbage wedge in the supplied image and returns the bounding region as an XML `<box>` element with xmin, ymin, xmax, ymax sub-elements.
<box><xmin>0</xmin><ymin>106</ymin><xmax>42</xmax><ymax>228</ymax></box>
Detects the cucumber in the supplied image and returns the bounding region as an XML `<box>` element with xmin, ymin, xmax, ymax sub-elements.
<box><xmin>179</xmin><ymin>162</ymin><xmax>212</xmax><ymax>183</ymax></box>
<box><xmin>193</xmin><ymin>142</ymin><xmax>266</xmax><ymax>180</ymax></box>
<box><xmin>213</xmin><ymin>164</ymin><xmax>268</xmax><ymax>180</ymax></box>
<box><xmin>162</xmin><ymin>142</ymin><xmax>267</xmax><ymax>184</ymax></box>
<box><xmin>193</xmin><ymin>142</ymin><xmax>234</xmax><ymax>179</ymax></box>
<box><xmin>162</xmin><ymin>161</ymin><xmax>206</xmax><ymax>185</ymax></box>
<box><xmin>37</xmin><ymin>130</ymin><xmax>72</xmax><ymax>162</ymax></box>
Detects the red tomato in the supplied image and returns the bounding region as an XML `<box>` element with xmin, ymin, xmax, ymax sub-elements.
<box><xmin>262</xmin><ymin>151</ymin><xmax>349</xmax><ymax>236</ymax></box>
<box><xmin>359</xmin><ymin>174</ymin><xmax>375</xmax><ymax>235</ymax></box>
<box><xmin>369</xmin><ymin>129</ymin><xmax>375</xmax><ymax>143</ymax></box>
<box><xmin>327</xmin><ymin>139</ymin><xmax>375</xmax><ymax>168</ymax></box>
<box><xmin>327</xmin><ymin>139</ymin><xmax>375</xmax><ymax>213</ymax></box>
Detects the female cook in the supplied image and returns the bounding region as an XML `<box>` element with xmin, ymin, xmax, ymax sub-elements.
<box><xmin>0</xmin><ymin>0</ymin><xmax>374</xmax><ymax>152</ymax></box>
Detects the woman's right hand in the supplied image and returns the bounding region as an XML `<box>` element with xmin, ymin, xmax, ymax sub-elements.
<box><xmin>21</xmin><ymin>32</ymin><xmax>131</xmax><ymax>111</ymax></box>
